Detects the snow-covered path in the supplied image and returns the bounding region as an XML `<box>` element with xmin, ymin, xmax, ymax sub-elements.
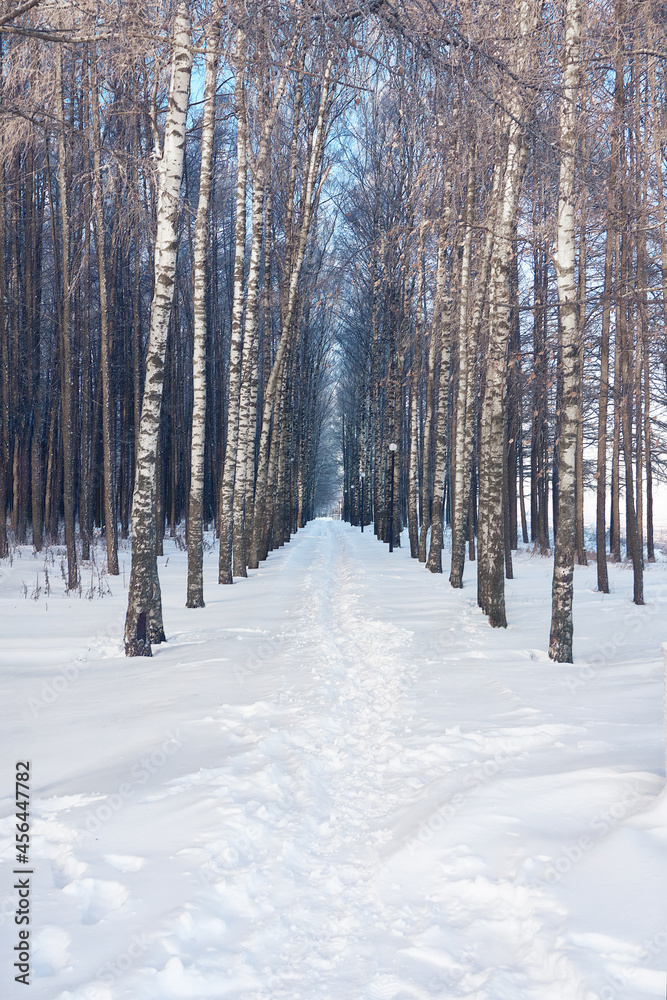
<box><xmin>2</xmin><ymin>519</ymin><xmax>667</xmax><ymax>999</ymax></box>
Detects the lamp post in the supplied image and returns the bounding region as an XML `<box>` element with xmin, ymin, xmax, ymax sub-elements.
<box><xmin>388</xmin><ymin>442</ymin><xmax>397</xmax><ymax>552</ymax></box>
<box><xmin>359</xmin><ymin>471</ymin><xmax>365</xmax><ymax>532</ymax></box>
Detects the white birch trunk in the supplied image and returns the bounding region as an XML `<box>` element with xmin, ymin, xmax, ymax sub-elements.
<box><xmin>218</xmin><ymin>32</ymin><xmax>247</xmax><ymax>586</ymax></box>
<box><xmin>409</xmin><ymin>242</ymin><xmax>426</xmax><ymax>558</ymax></box>
<box><xmin>417</xmin><ymin>324</ymin><xmax>437</xmax><ymax>562</ymax></box>
<box><xmin>450</xmin><ymin>152</ymin><xmax>499</xmax><ymax>588</ymax></box>
<box><xmin>124</xmin><ymin>4</ymin><xmax>192</xmax><ymax>656</ymax></box>
<box><xmin>243</xmin><ymin>270</ymin><xmax>263</xmax><ymax>566</ymax></box>
<box><xmin>233</xmin><ymin>166</ymin><xmax>268</xmax><ymax>578</ymax></box>
<box><xmin>548</xmin><ymin>0</ymin><xmax>582</xmax><ymax>661</ymax></box>
<box><xmin>477</xmin><ymin>0</ymin><xmax>538</xmax><ymax>627</ymax></box>
<box><xmin>186</xmin><ymin>9</ymin><xmax>220</xmax><ymax>607</ymax></box>
<box><xmin>477</xmin><ymin>135</ymin><xmax>529</xmax><ymax>627</ymax></box>
<box><xmin>425</xmin><ymin>212</ymin><xmax>453</xmax><ymax>574</ymax></box>
<box><xmin>408</xmin><ymin>371</ymin><xmax>420</xmax><ymax>557</ymax></box>
<box><xmin>252</xmin><ymin>58</ymin><xmax>334</xmax><ymax>564</ymax></box>
<box><xmin>449</xmin><ymin>153</ymin><xmax>476</xmax><ymax>588</ymax></box>
<box><xmin>221</xmin><ymin>32</ymin><xmax>297</xmax><ymax>580</ymax></box>
<box><xmin>245</xmin><ymin>186</ymin><xmax>274</xmax><ymax>564</ymax></box>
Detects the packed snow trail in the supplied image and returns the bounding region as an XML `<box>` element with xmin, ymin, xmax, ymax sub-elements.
<box><xmin>1</xmin><ymin>519</ymin><xmax>666</xmax><ymax>999</ymax></box>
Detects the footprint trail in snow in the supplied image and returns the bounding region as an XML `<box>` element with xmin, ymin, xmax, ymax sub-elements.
<box><xmin>1</xmin><ymin>518</ymin><xmax>665</xmax><ymax>1000</ymax></box>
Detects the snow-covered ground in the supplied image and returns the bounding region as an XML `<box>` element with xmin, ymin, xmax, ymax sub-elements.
<box><xmin>1</xmin><ymin>518</ymin><xmax>666</xmax><ymax>1000</ymax></box>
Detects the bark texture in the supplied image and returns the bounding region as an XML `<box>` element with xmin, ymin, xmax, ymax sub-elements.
<box><xmin>549</xmin><ymin>0</ymin><xmax>582</xmax><ymax>662</ymax></box>
<box><xmin>477</xmin><ymin>0</ymin><xmax>537</xmax><ymax>628</ymax></box>
<box><xmin>125</xmin><ymin>5</ymin><xmax>192</xmax><ymax>656</ymax></box>
<box><xmin>187</xmin><ymin>10</ymin><xmax>220</xmax><ymax>607</ymax></box>
<box><xmin>218</xmin><ymin>31</ymin><xmax>247</xmax><ymax>586</ymax></box>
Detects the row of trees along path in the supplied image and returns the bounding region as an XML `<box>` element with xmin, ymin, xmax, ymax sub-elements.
<box><xmin>0</xmin><ymin>0</ymin><xmax>664</xmax><ymax>662</ymax></box>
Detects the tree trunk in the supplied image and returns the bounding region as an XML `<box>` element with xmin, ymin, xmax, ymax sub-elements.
<box><xmin>417</xmin><ymin>322</ymin><xmax>436</xmax><ymax>562</ymax></box>
<box><xmin>574</xmin><ymin>220</ymin><xmax>587</xmax><ymax>566</ymax></box>
<box><xmin>187</xmin><ymin>11</ymin><xmax>220</xmax><ymax>607</ymax></box>
<box><xmin>56</xmin><ymin>45</ymin><xmax>78</xmax><ymax>590</ymax></box>
<box><xmin>450</xmin><ymin>149</ymin><xmax>495</xmax><ymax>588</ymax></box>
<box><xmin>91</xmin><ymin>49</ymin><xmax>119</xmax><ymax>576</ymax></box>
<box><xmin>234</xmin><ymin>111</ymin><xmax>275</xmax><ymax>578</ymax></box>
<box><xmin>407</xmin><ymin>361</ymin><xmax>420</xmax><ymax>558</ymax></box>
<box><xmin>252</xmin><ymin>57</ymin><xmax>334</xmax><ymax>565</ymax></box>
<box><xmin>426</xmin><ymin>193</ymin><xmax>453</xmax><ymax>573</ymax></box>
<box><xmin>125</xmin><ymin>4</ymin><xmax>192</xmax><ymax>656</ymax></box>
<box><xmin>549</xmin><ymin>0</ymin><xmax>582</xmax><ymax>662</ymax></box>
<box><xmin>0</xmin><ymin>152</ymin><xmax>8</xmax><ymax>560</ymax></box>
<box><xmin>596</xmin><ymin>213</ymin><xmax>614</xmax><ymax>593</ymax></box>
<box><xmin>610</xmin><ymin>299</ymin><xmax>621</xmax><ymax>562</ymax></box>
<box><xmin>618</xmin><ymin>242</ymin><xmax>644</xmax><ymax>605</ymax></box>
<box><xmin>643</xmin><ymin>319</ymin><xmax>655</xmax><ymax>562</ymax></box>
<box><xmin>218</xmin><ymin>31</ymin><xmax>247</xmax><ymax>585</ymax></box>
<box><xmin>478</xmin><ymin>110</ymin><xmax>531</xmax><ymax>625</ymax></box>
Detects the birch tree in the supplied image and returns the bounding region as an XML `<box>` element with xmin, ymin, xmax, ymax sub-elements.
<box><xmin>90</xmin><ymin>45</ymin><xmax>118</xmax><ymax>577</ymax></box>
<box><xmin>55</xmin><ymin>42</ymin><xmax>77</xmax><ymax>591</ymax></box>
<box><xmin>476</xmin><ymin>0</ymin><xmax>540</xmax><ymax>628</ymax></box>
<box><xmin>218</xmin><ymin>29</ymin><xmax>248</xmax><ymax>587</ymax></box>
<box><xmin>124</xmin><ymin>3</ymin><xmax>192</xmax><ymax>656</ymax></box>
<box><xmin>449</xmin><ymin>144</ymin><xmax>484</xmax><ymax>589</ymax></box>
<box><xmin>186</xmin><ymin>6</ymin><xmax>220</xmax><ymax>607</ymax></box>
<box><xmin>251</xmin><ymin>53</ymin><xmax>336</xmax><ymax>566</ymax></box>
<box><xmin>221</xmin><ymin>23</ymin><xmax>299</xmax><ymax>581</ymax></box>
<box><xmin>549</xmin><ymin>0</ymin><xmax>582</xmax><ymax>662</ymax></box>
<box><xmin>425</xmin><ymin>221</ymin><xmax>453</xmax><ymax>573</ymax></box>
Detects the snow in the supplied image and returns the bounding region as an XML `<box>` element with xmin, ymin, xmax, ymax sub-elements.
<box><xmin>1</xmin><ymin>518</ymin><xmax>666</xmax><ymax>999</ymax></box>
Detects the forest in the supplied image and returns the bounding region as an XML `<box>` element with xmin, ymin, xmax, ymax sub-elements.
<box><xmin>0</xmin><ymin>0</ymin><xmax>665</xmax><ymax>663</ymax></box>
